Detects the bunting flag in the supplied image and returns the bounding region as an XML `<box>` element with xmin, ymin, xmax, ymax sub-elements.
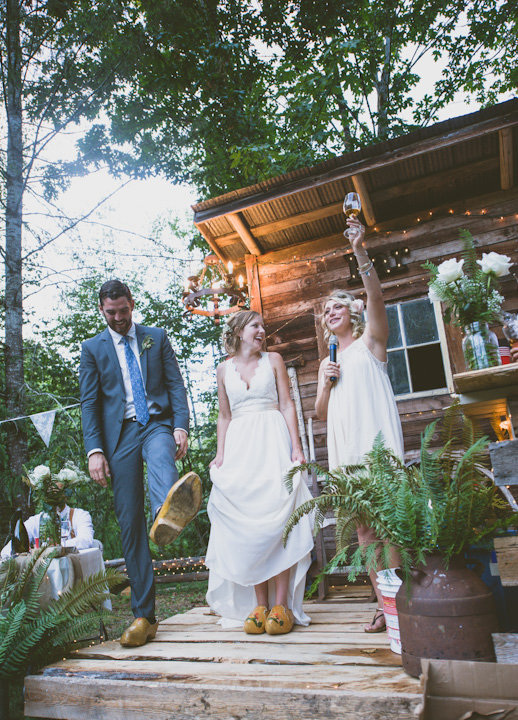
<box><xmin>30</xmin><ymin>410</ymin><xmax>57</xmax><ymax>447</ymax></box>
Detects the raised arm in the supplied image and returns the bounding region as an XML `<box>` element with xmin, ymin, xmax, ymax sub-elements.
<box><xmin>348</xmin><ymin>216</ymin><xmax>388</xmax><ymax>361</ymax></box>
<box><xmin>209</xmin><ymin>362</ymin><xmax>232</xmax><ymax>469</ymax></box>
<box><xmin>270</xmin><ymin>353</ymin><xmax>305</xmax><ymax>464</ymax></box>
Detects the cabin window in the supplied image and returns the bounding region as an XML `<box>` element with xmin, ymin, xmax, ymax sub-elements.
<box><xmin>386</xmin><ymin>299</ymin><xmax>448</xmax><ymax>396</ymax></box>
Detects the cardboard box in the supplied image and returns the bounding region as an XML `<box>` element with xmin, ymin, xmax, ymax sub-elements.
<box><xmin>419</xmin><ymin>659</ymin><xmax>518</xmax><ymax>720</ymax></box>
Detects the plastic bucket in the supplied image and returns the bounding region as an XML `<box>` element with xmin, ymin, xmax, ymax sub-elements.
<box><xmin>376</xmin><ymin>568</ymin><xmax>403</xmax><ymax>654</ymax></box>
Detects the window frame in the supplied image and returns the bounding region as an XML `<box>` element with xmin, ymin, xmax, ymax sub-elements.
<box><xmin>386</xmin><ymin>298</ymin><xmax>453</xmax><ymax>400</ymax></box>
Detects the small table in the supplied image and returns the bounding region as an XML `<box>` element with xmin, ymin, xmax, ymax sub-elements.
<box><xmin>48</xmin><ymin>547</ymin><xmax>111</xmax><ymax>609</ymax></box>
<box><xmin>8</xmin><ymin>546</ymin><xmax>111</xmax><ymax>610</ymax></box>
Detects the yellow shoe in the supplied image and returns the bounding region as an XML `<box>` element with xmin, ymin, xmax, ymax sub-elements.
<box><xmin>120</xmin><ymin>618</ymin><xmax>158</xmax><ymax>647</ymax></box>
<box><xmin>149</xmin><ymin>471</ymin><xmax>202</xmax><ymax>546</ymax></box>
<box><xmin>243</xmin><ymin>605</ymin><xmax>269</xmax><ymax>634</ymax></box>
<box><xmin>265</xmin><ymin>605</ymin><xmax>295</xmax><ymax>635</ymax></box>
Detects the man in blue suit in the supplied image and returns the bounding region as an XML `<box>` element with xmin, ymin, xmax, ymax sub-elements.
<box><xmin>79</xmin><ymin>279</ymin><xmax>201</xmax><ymax>647</ymax></box>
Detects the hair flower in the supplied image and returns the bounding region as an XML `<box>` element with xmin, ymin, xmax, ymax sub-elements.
<box><xmin>351</xmin><ymin>299</ymin><xmax>365</xmax><ymax>314</ymax></box>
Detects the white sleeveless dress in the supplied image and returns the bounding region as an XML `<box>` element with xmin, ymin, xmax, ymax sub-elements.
<box><xmin>326</xmin><ymin>336</ymin><xmax>404</xmax><ymax>468</ymax></box>
<box><xmin>205</xmin><ymin>352</ymin><xmax>314</xmax><ymax>628</ymax></box>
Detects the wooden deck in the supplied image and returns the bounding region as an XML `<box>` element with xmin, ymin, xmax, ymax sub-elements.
<box><xmin>24</xmin><ymin>590</ymin><xmax>422</xmax><ymax>720</ymax></box>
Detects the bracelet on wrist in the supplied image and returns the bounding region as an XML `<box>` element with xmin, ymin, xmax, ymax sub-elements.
<box><xmin>357</xmin><ymin>260</ymin><xmax>372</xmax><ymax>271</ymax></box>
<box><xmin>359</xmin><ymin>260</ymin><xmax>374</xmax><ymax>276</ymax></box>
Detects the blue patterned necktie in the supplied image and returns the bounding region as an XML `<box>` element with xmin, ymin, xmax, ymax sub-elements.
<box><xmin>122</xmin><ymin>336</ymin><xmax>150</xmax><ymax>426</ymax></box>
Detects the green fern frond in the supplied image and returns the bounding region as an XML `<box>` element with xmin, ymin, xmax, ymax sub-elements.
<box><xmin>0</xmin><ymin>560</ymin><xmax>124</xmax><ymax>680</ymax></box>
<box><xmin>283</xmin><ymin>403</ymin><xmax>518</xmax><ymax>586</ymax></box>
<box><xmin>458</xmin><ymin>228</ymin><xmax>478</xmax><ymax>277</ymax></box>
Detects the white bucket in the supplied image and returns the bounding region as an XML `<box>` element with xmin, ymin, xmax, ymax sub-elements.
<box><xmin>376</xmin><ymin>568</ymin><xmax>403</xmax><ymax>655</ymax></box>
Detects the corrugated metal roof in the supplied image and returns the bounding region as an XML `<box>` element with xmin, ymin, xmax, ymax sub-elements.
<box><xmin>192</xmin><ymin>99</ymin><xmax>518</xmax><ymax>264</ymax></box>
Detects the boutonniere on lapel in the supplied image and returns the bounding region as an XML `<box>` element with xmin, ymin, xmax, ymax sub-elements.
<box><xmin>140</xmin><ymin>335</ymin><xmax>155</xmax><ymax>356</ymax></box>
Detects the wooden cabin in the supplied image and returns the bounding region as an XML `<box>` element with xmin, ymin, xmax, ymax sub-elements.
<box><xmin>193</xmin><ymin>99</ymin><xmax>518</xmax><ymax>474</ymax></box>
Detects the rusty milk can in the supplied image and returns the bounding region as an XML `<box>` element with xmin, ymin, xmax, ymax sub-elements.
<box><xmin>396</xmin><ymin>553</ymin><xmax>498</xmax><ymax>677</ymax></box>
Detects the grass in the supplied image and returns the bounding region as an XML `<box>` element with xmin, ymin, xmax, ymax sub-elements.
<box><xmin>104</xmin><ymin>580</ymin><xmax>209</xmax><ymax>640</ymax></box>
<box><xmin>10</xmin><ymin>580</ymin><xmax>209</xmax><ymax>720</ymax></box>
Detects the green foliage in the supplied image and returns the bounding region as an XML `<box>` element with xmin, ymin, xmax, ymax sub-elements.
<box><xmin>0</xmin><ymin>548</ymin><xmax>123</xmax><ymax>679</ymax></box>
<box><xmin>284</xmin><ymin>405</ymin><xmax>517</xmax><ymax>583</ymax></box>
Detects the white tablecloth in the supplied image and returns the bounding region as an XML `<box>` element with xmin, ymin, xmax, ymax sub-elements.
<box><xmin>7</xmin><ymin>546</ymin><xmax>111</xmax><ymax>610</ymax></box>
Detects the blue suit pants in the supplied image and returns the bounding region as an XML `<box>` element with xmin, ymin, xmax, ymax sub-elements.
<box><xmin>110</xmin><ymin>417</ymin><xmax>179</xmax><ymax>620</ymax></box>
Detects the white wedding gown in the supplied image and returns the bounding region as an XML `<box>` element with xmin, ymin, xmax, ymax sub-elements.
<box><xmin>325</xmin><ymin>336</ymin><xmax>404</xmax><ymax>468</ymax></box>
<box><xmin>205</xmin><ymin>352</ymin><xmax>314</xmax><ymax>628</ymax></box>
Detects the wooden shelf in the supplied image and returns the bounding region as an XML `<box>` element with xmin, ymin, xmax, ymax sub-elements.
<box><xmin>453</xmin><ymin>364</ymin><xmax>518</xmax><ymax>394</ymax></box>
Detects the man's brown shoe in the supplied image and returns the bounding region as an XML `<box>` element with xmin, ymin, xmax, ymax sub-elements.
<box><xmin>120</xmin><ymin>618</ymin><xmax>158</xmax><ymax>648</ymax></box>
<box><xmin>149</xmin><ymin>471</ymin><xmax>202</xmax><ymax>546</ymax></box>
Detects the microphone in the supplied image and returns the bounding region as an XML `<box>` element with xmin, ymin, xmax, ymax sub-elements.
<box><xmin>329</xmin><ymin>334</ymin><xmax>338</xmax><ymax>382</ymax></box>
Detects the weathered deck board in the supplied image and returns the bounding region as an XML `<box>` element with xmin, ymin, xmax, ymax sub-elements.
<box><xmin>24</xmin><ymin>599</ymin><xmax>422</xmax><ymax>720</ymax></box>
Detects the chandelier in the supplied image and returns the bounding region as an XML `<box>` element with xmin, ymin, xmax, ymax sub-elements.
<box><xmin>182</xmin><ymin>254</ymin><xmax>248</xmax><ymax>325</ymax></box>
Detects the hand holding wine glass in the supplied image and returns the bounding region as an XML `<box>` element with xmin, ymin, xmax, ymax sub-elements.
<box><xmin>343</xmin><ymin>192</ymin><xmax>362</xmax><ymax>242</ymax></box>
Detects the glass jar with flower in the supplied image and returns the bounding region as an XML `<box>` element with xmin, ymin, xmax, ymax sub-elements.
<box><xmin>22</xmin><ymin>463</ymin><xmax>91</xmax><ymax>547</ymax></box>
<box><xmin>424</xmin><ymin>229</ymin><xmax>512</xmax><ymax>370</ymax></box>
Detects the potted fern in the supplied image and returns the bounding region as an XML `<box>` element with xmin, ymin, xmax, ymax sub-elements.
<box><xmin>0</xmin><ymin>547</ymin><xmax>123</xmax><ymax>719</ymax></box>
<box><xmin>284</xmin><ymin>405</ymin><xmax>517</xmax><ymax>676</ymax></box>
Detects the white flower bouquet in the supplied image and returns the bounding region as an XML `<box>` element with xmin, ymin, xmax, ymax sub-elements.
<box><xmin>424</xmin><ymin>229</ymin><xmax>511</xmax><ymax>327</ymax></box>
<box><xmin>23</xmin><ymin>462</ymin><xmax>90</xmax><ymax>545</ymax></box>
<box><xmin>24</xmin><ymin>462</ymin><xmax>90</xmax><ymax>511</ymax></box>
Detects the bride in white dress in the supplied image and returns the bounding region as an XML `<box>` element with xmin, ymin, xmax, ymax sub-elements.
<box><xmin>205</xmin><ymin>311</ymin><xmax>314</xmax><ymax>634</ymax></box>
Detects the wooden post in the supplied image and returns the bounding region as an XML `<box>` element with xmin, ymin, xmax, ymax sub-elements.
<box><xmin>352</xmin><ymin>174</ymin><xmax>376</xmax><ymax>227</ymax></box>
<box><xmin>499</xmin><ymin>128</ymin><xmax>514</xmax><ymax>190</ymax></box>
<box><xmin>228</xmin><ymin>213</ymin><xmax>262</xmax><ymax>256</ymax></box>
<box><xmin>245</xmin><ymin>254</ymin><xmax>262</xmax><ymax>314</ymax></box>
<box><xmin>285</xmin><ymin>356</ymin><xmax>310</xmax><ymax>467</ymax></box>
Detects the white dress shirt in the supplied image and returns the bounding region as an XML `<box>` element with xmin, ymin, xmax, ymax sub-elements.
<box><xmin>108</xmin><ymin>323</ymin><xmax>148</xmax><ymax>420</ymax></box>
<box><xmin>1</xmin><ymin>504</ymin><xmax>95</xmax><ymax>558</ymax></box>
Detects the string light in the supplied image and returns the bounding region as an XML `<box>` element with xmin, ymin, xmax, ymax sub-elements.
<box><xmin>240</xmin><ymin>209</ymin><xmax>517</xmax><ymax>272</ymax></box>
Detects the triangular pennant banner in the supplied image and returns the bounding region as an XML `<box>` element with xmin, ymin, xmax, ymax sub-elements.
<box><xmin>30</xmin><ymin>410</ymin><xmax>56</xmax><ymax>447</ymax></box>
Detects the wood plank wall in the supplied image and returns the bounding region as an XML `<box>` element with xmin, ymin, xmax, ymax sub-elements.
<box><xmin>258</xmin><ymin>187</ymin><xmax>518</xmax><ymax>466</ymax></box>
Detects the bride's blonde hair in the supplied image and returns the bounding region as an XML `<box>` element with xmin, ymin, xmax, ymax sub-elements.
<box><xmin>321</xmin><ymin>289</ymin><xmax>365</xmax><ymax>343</ymax></box>
<box><xmin>222</xmin><ymin>310</ymin><xmax>264</xmax><ymax>356</ymax></box>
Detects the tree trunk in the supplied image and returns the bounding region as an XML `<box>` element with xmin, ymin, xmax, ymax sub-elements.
<box><xmin>5</xmin><ymin>0</ymin><xmax>27</xmax><ymax>476</ymax></box>
<box><xmin>377</xmin><ymin>34</ymin><xmax>391</xmax><ymax>140</ymax></box>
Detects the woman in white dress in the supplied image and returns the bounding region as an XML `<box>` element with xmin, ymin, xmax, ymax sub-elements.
<box><xmin>315</xmin><ymin>215</ymin><xmax>404</xmax><ymax>633</ymax></box>
<box><xmin>206</xmin><ymin>311</ymin><xmax>314</xmax><ymax>635</ymax></box>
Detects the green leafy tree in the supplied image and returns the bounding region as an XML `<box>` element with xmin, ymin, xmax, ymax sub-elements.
<box><xmin>94</xmin><ymin>1</ymin><xmax>518</xmax><ymax>196</ymax></box>
<box><xmin>1</xmin><ymin>0</ymin><xmax>147</xmax><ymax>476</ymax></box>
<box><xmin>259</xmin><ymin>0</ymin><xmax>517</xmax><ymax>159</ymax></box>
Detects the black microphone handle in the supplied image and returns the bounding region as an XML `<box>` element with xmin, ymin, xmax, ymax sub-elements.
<box><xmin>329</xmin><ymin>344</ymin><xmax>337</xmax><ymax>382</ymax></box>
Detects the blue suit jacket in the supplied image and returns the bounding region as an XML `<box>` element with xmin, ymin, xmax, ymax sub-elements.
<box><xmin>79</xmin><ymin>325</ymin><xmax>189</xmax><ymax>460</ymax></box>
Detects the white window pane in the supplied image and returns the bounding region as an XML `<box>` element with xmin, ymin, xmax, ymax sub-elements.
<box><xmin>387</xmin><ymin>349</ymin><xmax>410</xmax><ymax>394</ymax></box>
<box><xmin>402</xmin><ymin>300</ymin><xmax>439</xmax><ymax>346</ymax></box>
<box><xmin>387</xmin><ymin>305</ymin><xmax>402</xmax><ymax>349</ymax></box>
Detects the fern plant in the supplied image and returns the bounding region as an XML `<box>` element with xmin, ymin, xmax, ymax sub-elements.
<box><xmin>0</xmin><ymin>547</ymin><xmax>123</xmax><ymax>680</ymax></box>
<box><xmin>284</xmin><ymin>405</ymin><xmax>517</xmax><ymax>584</ymax></box>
